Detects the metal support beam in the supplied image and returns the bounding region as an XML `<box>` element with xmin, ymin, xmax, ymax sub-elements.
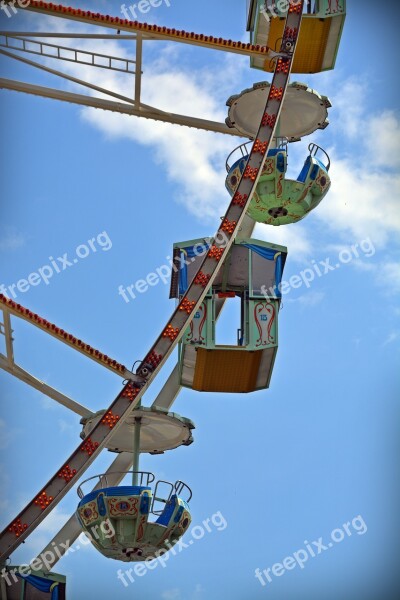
<box><xmin>0</xmin><ymin>47</ymin><xmax>139</xmax><ymax>106</ymax></box>
<box><xmin>1</xmin><ymin>311</ymin><xmax>14</xmax><ymax>365</ymax></box>
<box><xmin>0</xmin><ymin>78</ymin><xmax>243</xmax><ymax>136</ymax></box>
<box><xmin>134</xmin><ymin>34</ymin><xmax>142</xmax><ymax>107</ymax></box>
<box><xmin>0</xmin><ymin>575</ymin><xmax>8</xmax><ymax>600</ymax></box>
<box><xmin>0</xmin><ymin>33</ymin><xmax>138</xmax><ymax>40</ymax></box>
<box><xmin>16</xmin><ymin>1</ymin><xmax>274</xmax><ymax>61</ymax></box>
<box><xmin>0</xmin><ymin>355</ymin><xmax>92</xmax><ymax>418</ymax></box>
<box><xmin>132</xmin><ymin>418</ymin><xmax>141</xmax><ymax>486</ymax></box>
<box><xmin>0</xmin><ymin>34</ymin><xmax>137</xmax><ymax>74</ymax></box>
<box><xmin>0</xmin><ymin>297</ymin><xmax>134</xmax><ymax>381</ymax></box>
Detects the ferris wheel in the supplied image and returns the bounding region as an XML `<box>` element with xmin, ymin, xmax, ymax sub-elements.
<box><xmin>0</xmin><ymin>1</ymin><xmax>346</xmax><ymax>597</ymax></box>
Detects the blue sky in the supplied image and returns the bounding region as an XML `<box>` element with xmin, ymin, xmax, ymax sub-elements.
<box><xmin>0</xmin><ymin>1</ymin><xmax>399</xmax><ymax>599</ymax></box>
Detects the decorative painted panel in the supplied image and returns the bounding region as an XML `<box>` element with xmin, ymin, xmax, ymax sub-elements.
<box><xmin>182</xmin><ymin>301</ymin><xmax>208</xmax><ymax>345</ymax></box>
<box><xmin>108</xmin><ymin>496</ymin><xmax>139</xmax><ymax>518</ymax></box>
<box><xmin>249</xmin><ymin>300</ymin><xmax>278</xmax><ymax>348</ymax></box>
<box><xmin>78</xmin><ymin>501</ymin><xmax>99</xmax><ymax>526</ymax></box>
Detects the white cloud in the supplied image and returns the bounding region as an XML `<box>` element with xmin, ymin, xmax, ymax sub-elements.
<box><xmin>0</xmin><ymin>228</ymin><xmax>25</xmax><ymax>251</ymax></box>
<box><xmin>331</xmin><ymin>78</ymin><xmax>367</xmax><ymax>139</ymax></box>
<box><xmin>376</xmin><ymin>261</ymin><xmax>400</xmax><ymax>295</ymax></box>
<box><xmin>330</xmin><ymin>77</ymin><xmax>400</xmax><ymax>168</ymax></box>
<box><xmin>366</xmin><ymin>111</ymin><xmax>400</xmax><ymax>169</ymax></box>
<box><xmin>77</xmin><ymin>49</ymin><xmax>244</xmax><ymax>222</ymax></box>
<box><xmin>41</xmin><ymin>396</ymin><xmax>58</xmax><ymax>411</ymax></box>
<box><xmin>286</xmin><ymin>291</ymin><xmax>326</xmax><ymax>308</ymax></box>
<box><xmin>22</xmin><ymin>505</ymin><xmax>74</xmax><ymax>558</ymax></box>
<box><xmin>0</xmin><ymin>419</ymin><xmax>19</xmax><ymax>449</ymax></box>
<box><xmin>314</xmin><ymin>75</ymin><xmax>400</xmax><ymax>249</ymax></box>
<box><xmin>316</xmin><ymin>156</ymin><xmax>400</xmax><ymax>247</ymax></box>
<box><xmin>17</xmin><ymin>24</ymin><xmax>399</xmax><ymax>278</ymax></box>
<box><xmin>192</xmin><ymin>584</ymin><xmax>205</xmax><ymax>599</ymax></box>
<box><xmin>76</xmin><ymin>60</ymin><xmax>400</xmax><ymax>285</ymax></box>
<box><xmin>36</xmin><ymin>505</ymin><xmax>72</xmax><ymax>536</ymax></box>
<box><xmin>162</xmin><ymin>589</ymin><xmax>181</xmax><ymax>600</ymax></box>
<box><xmin>161</xmin><ymin>585</ymin><xmax>204</xmax><ymax>600</ymax></box>
<box><xmin>83</xmin><ymin>107</ymin><xmax>233</xmax><ymax>221</ymax></box>
<box><xmin>0</xmin><ymin>420</ymin><xmax>12</xmax><ymax>449</ymax></box>
<box><xmin>24</xmin><ymin>19</ymin><xmax>244</xmax><ymax>223</ymax></box>
<box><xmin>383</xmin><ymin>331</ymin><xmax>400</xmax><ymax>347</ymax></box>
<box><xmin>81</xmin><ymin>66</ymin><xmax>400</xmax><ymax>250</ymax></box>
<box><xmin>254</xmin><ymin>222</ymin><xmax>313</xmax><ymax>261</ymax></box>
<box><xmin>58</xmin><ymin>418</ymin><xmax>76</xmax><ymax>434</ymax></box>
<box><xmin>346</xmin><ymin>259</ymin><xmax>376</xmax><ymax>273</ymax></box>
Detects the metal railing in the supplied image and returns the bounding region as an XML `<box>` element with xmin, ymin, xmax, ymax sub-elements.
<box><xmin>151</xmin><ymin>479</ymin><xmax>193</xmax><ymax>515</ymax></box>
<box><xmin>77</xmin><ymin>471</ymin><xmax>193</xmax><ymax>516</ymax></box>
<box><xmin>308</xmin><ymin>143</ymin><xmax>331</xmax><ymax>171</ymax></box>
<box><xmin>174</xmin><ymin>480</ymin><xmax>193</xmax><ymax>503</ymax></box>
<box><xmin>276</xmin><ymin>136</ymin><xmax>289</xmax><ymax>153</ymax></box>
<box><xmin>0</xmin><ymin>34</ymin><xmax>136</xmax><ymax>74</ymax></box>
<box><xmin>226</xmin><ymin>141</ymin><xmax>252</xmax><ymax>173</ymax></box>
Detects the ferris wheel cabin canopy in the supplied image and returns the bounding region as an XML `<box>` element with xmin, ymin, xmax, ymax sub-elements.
<box><xmin>170</xmin><ymin>238</ymin><xmax>288</xmax><ymax>393</ymax></box>
<box><xmin>247</xmin><ymin>0</ymin><xmax>346</xmax><ymax>73</ymax></box>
